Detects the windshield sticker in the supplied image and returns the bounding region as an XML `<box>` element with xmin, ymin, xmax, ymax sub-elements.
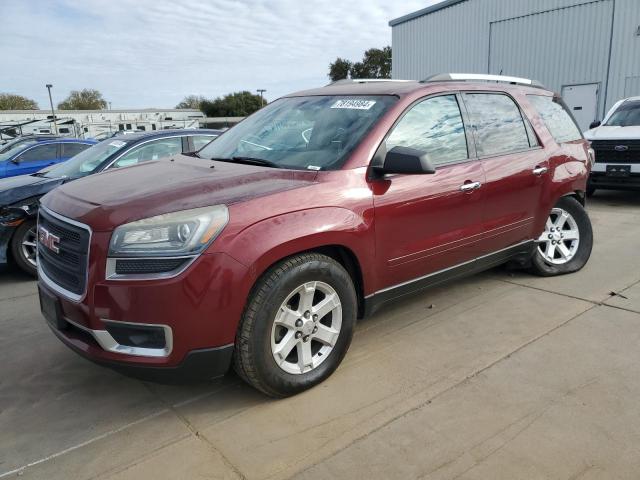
<box><xmin>109</xmin><ymin>140</ymin><xmax>126</xmax><ymax>148</ymax></box>
<box><xmin>331</xmin><ymin>99</ymin><xmax>376</xmax><ymax>110</ymax></box>
<box><xmin>307</xmin><ymin>165</ymin><xmax>321</xmax><ymax>171</ymax></box>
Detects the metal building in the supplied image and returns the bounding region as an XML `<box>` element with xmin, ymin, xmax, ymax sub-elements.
<box><xmin>390</xmin><ymin>0</ymin><xmax>640</xmax><ymax>130</ymax></box>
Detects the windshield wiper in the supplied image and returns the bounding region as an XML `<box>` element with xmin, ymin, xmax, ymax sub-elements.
<box><xmin>210</xmin><ymin>156</ymin><xmax>281</xmax><ymax>168</ymax></box>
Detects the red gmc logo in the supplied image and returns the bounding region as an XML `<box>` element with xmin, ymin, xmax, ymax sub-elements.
<box><xmin>38</xmin><ymin>226</ymin><xmax>60</xmax><ymax>254</ymax></box>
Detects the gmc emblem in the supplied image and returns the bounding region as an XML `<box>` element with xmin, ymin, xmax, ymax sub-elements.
<box><xmin>38</xmin><ymin>226</ymin><xmax>60</xmax><ymax>254</ymax></box>
<box><xmin>615</xmin><ymin>145</ymin><xmax>629</xmax><ymax>152</ymax></box>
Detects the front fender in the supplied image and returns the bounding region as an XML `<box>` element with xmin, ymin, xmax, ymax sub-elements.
<box><xmin>222</xmin><ymin>207</ymin><xmax>375</xmax><ymax>294</ymax></box>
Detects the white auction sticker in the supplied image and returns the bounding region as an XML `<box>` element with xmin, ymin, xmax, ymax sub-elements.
<box><xmin>331</xmin><ymin>99</ymin><xmax>376</xmax><ymax>110</ymax></box>
<box><xmin>109</xmin><ymin>140</ymin><xmax>126</xmax><ymax>147</ymax></box>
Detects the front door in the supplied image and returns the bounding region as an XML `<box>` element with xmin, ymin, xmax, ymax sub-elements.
<box><xmin>371</xmin><ymin>94</ymin><xmax>486</xmax><ymax>291</ymax></box>
<box><xmin>561</xmin><ymin>84</ymin><xmax>599</xmax><ymax>132</ymax></box>
<box><xmin>9</xmin><ymin>143</ymin><xmax>60</xmax><ymax>177</ymax></box>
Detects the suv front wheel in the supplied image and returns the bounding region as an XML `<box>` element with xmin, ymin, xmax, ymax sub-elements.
<box><xmin>234</xmin><ymin>253</ymin><xmax>357</xmax><ymax>397</ymax></box>
<box><xmin>530</xmin><ymin>196</ymin><xmax>593</xmax><ymax>276</ymax></box>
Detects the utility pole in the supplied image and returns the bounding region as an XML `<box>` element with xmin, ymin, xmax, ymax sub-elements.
<box><xmin>257</xmin><ymin>89</ymin><xmax>266</xmax><ymax>107</ymax></box>
<box><xmin>45</xmin><ymin>84</ymin><xmax>58</xmax><ymax>135</ymax></box>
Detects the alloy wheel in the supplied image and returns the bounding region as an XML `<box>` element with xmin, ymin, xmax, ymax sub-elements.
<box><xmin>537</xmin><ymin>207</ymin><xmax>580</xmax><ymax>265</ymax></box>
<box><xmin>20</xmin><ymin>225</ymin><xmax>38</xmax><ymax>267</ymax></box>
<box><xmin>270</xmin><ymin>281</ymin><xmax>342</xmax><ymax>375</ymax></box>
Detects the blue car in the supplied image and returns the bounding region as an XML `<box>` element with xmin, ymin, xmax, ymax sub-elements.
<box><xmin>0</xmin><ymin>138</ymin><xmax>96</xmax><ymax>179</ymax></box>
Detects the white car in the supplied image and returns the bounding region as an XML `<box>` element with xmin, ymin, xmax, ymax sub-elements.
<box><xmin>584</xmin><ymin>97</ymin><xmax>640</xmax><ymax>195</ymax></box>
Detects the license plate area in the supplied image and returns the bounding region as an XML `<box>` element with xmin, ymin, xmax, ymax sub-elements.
<box><xmin>39</xmin><ymin>287</ymin><xmax>67</xmax><ymax>330</ymax></box>
<box><xmin>606</xmin><ymin>165</ymin><xmax>631</xmax><ymax>177</ymax></box>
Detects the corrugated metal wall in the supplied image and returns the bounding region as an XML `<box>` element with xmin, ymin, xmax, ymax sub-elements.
<box><xmin>391</xmin><ymin>0</ymin><xmax>640</xmax><ymax>117</ymax></box>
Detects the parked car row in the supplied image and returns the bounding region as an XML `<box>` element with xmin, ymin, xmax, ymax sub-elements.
<box><xmin>33</xmin><ymin>75</ymin><xmax>595</xmax><ymax>396</ymax></box>
<box><xmin>0</xmin><ymin>129</ymin><xmax>220</xmax><ymax>275</ymax></box>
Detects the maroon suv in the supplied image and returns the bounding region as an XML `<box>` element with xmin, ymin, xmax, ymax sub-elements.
<box><xmin>38</xmin><ymin>74</ymin><xmax>593</xmax><ymax>397</ymax></box>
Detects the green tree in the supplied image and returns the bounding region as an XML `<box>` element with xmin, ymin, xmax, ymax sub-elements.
<box><xmin>0</xmin><ymin>93</ymin><xmax>39</xmax><ymax>110</ymax></box>
<box><xmin>328</xmin><ymin>58</ymin><xmax>353</xmax><ymax>82</ymax></box>
<box><xmin>58</xmin><ymin>89</ymin><xmax>107</xmax><ymax>110</ymax></box>
<box><xmin>175</xmin><ymin>95</ymin><xmax>206</xmax><ymax>109</ymax></box>
<box><xmin>328</xmin><ymin>46</ymin><xmax>392</xmax><ymax>81</ymax></box>
<box><xmin>200</xmin><ymin>91</ymin><xmax>265</xmax><ymax>117</ymax></box>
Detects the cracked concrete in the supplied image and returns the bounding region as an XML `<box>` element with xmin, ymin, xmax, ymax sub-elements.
<box><xmin>1</xmin><ymin>191</ymin><xmax>640</xmax><ymax>479</ymax></box>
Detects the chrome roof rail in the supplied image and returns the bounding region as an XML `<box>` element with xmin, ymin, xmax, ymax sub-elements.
<box><xmin>422</xmin><ymin>73</ymin><xmax>545</xmax><ymax>88</ymax></box>
<box><xmin>327</xmin><ymin>78</ymin><xmax>414</xmax><ymax>86</ymax></box>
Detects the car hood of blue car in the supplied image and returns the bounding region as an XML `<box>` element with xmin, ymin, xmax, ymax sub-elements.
<box><xmin>0</xmin><ymin>173</ymin><xmax>65</xmax><ymax>207</ymax></box>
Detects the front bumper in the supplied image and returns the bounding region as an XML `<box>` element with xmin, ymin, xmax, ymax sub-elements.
<box><xmin>39</xmin><ymin>251</ymin><xmax>250</xmax><ymax>382</ymax></box>
<box><xmin>589</xmin><ymin>171</ymin><xmax>640</xmax><ymax>190</ymax></box>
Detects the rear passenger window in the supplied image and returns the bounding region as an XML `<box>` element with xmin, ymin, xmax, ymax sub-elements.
<box><xmin>62</xmin><ymin>143</ymin><xmax>91</xmax><ymax>157</ymax></box>
<box><xmin>464</xmin><ymin>93</ymin><xmax>531</xmax><ymax>157</ymax></box>
<box><xmin>386</xmin><ymin>95</ymin><xmax>468</xmax><ymax>165</ymax></box>
<box><xmin>528</xmin><ymin>95</ymin><xmax>582</xmax><ymax>143</ymax></box>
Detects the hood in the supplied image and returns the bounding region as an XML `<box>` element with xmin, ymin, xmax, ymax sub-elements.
<box><xmin>584</xmin><ymin>125</ymin><xmax>640</xmax><ymax>141</ymax></box>
<box><xmin>41</xmin><ymin>155</ymin><xmax>318</xmax><ymax>231</ymax></box>
<box><xmin>0</xmin><ymin>174</ymin><xmax>64</xmax><ymax>207</ymax></box>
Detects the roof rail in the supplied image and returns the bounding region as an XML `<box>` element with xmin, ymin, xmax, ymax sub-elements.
<box><xmin>327</xmin><ymin>78</ymin><xmax>413</xmax><ymax>86</ymax></box>
<box><xmin>422</xmin><ymin>73</ymin><xmax>545</xmax><ymax>88</ymax></box>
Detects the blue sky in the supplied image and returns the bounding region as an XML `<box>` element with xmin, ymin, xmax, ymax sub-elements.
<box><xmin>0</xmin><ymin>0</ymin><xmax>435</xmax><ymax>109</ymax></box>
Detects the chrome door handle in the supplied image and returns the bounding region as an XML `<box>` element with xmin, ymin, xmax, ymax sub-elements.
<box><xmin>533</xmin><ymin>166</ymin><xmax>548</xmax><ymax>176</ymax></box>
<box><xmin>459</xmin><ymin>181</ymin><xmax>482</xmax><ymax>192</ymax></box>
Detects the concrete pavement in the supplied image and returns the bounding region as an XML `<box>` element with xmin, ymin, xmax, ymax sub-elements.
<box><xmin>1</xmin><ymin>191</ymin><xmax>640</xmax><ymax>479</ymax></box>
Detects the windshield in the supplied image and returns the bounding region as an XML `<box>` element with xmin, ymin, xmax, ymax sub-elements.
<box><xmin>606</xmin><ymin>100</ymin><xmax>640</xmax><ymax>127</ymax></box>
<box><xmin>198</xmin><ymin>95</ymin><xmax>397</xmax><ymax>170</ymax></box>
<box><xmin>44</xmin><ymin>139</ymin><xmax>128</xmax><ymax>179</ymax></box>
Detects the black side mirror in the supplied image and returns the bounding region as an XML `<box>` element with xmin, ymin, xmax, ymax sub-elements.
<box><xmin>378</xmin><ymin>146</ymin><xmax>436</xmax><ymax>175</ymax></box>
<box><xmin>589</xmin><ymin>120</ymin><xmax>601</xmax><ymax>129</ymax></box>
<box><xmin>11</xmin><ymin>157</ymin><xmax>21</xmax><ymax>164</ymax></box>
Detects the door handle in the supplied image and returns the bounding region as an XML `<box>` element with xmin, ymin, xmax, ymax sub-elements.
<box><xmin>459</xmin><ymin>181</ymin><xmax>482</xmax><ymax>192</ymax></box>
<box><xmin>533</xmin><ymin>166</ymin><xmax>548</xmax><ymax>176</ymax></box>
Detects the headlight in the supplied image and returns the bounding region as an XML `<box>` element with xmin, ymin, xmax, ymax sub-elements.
<box><xmin>108</xmin><ymin>205</ymin><xmax>229</xmax><ymax>258</ymax></box>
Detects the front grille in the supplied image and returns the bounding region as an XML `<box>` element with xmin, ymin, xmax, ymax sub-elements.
<box><xmin>592</xmin><ymin>140</ymin><xmax>640</xmax><ymax>164</ymax></box>
<box><xmin>38</xmin><ymin>209</ymin><xmax>90</xmax><ymax>296</ymax></box>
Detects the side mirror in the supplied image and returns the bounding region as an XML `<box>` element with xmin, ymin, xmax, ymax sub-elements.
<box><xmin>589</xmin><ymin>120</ymin><xmax>601</xmax><ymax>129</ymax></box>
<box><xmin>378</xmin><ymin>146</ymin><xmax>436</xmax><ymax>175</ymax></box>
<box><xmin>10</xmin><ymin>156</ymin><xmax>21</xmax><ymax>164</ymax></box>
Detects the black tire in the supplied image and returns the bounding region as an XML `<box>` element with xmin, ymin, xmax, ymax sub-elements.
<box><xmin>10</xmin><ymin>219</ymin><xmax>38</xmax><ymax>277</ymax></box>
<box><xmin>586</xmin><ymin>185</ymin><xmax>596</xmax><ymax>197</ymax></box>
<box><xmin>233</xmin><ymin>253</ymin><xmax>357</xmax><ymax>397</ymax></box>
<box><xmin>529</xmin><ymin>196</ymin><xmax>593</xmax><ymax>277</ymax></box>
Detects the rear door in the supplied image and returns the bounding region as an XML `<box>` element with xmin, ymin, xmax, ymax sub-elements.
<box><xmin>372</xmin><ymin>93</ymin><xmax>486</xmax><ymax>290</ymax></box>
<box><xmin>462</xmin><ymin>92</ymin><xmax>548</xmax><ymax>255</ymax></box>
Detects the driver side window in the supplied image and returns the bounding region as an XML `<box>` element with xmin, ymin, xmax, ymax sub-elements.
<box><xmin>386</xmin><ymin>95</ymin><xmax>468</xmax><ymax>166</ymax></box>
<box><xmin>111</xmin><ymin>137</ymin><xmax>182</xmax><ymax>168</ymax></box>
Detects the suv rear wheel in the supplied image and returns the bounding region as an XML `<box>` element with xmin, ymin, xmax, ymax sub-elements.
<box><xmin>234</xmin><ymin>253</ymin><xmax>357</xmax><ymax>397</ymax></box>
<box><xmin>530</xmin><ymin>196</ymin><xmax>593</xmax><ymax>276</ymax></box>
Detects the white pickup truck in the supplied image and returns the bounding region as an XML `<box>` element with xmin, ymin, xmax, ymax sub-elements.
<box><xmin>584</xmin><ymin>97</ymin><xmax>640</xmax><ymax>195</ymax></box>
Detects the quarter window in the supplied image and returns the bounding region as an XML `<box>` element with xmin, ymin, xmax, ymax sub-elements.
<box><xmin>528</xmin><ymin>95</ymin><xmax>582</xmax><ymax>143</ymax></box>
<box><xmin>464</xmin><ymin>93</ymin><xmax>531</xmax><ymax>157</ymax></box>
<box><xmin>111</xmin><ymin>137</ymin><xmax>182</xmax><ymax>168</ymax></box>
<box><xmin>386</xmin><ymin>95</ymin><xmax>468</xmax><ymax>165</ymax></box>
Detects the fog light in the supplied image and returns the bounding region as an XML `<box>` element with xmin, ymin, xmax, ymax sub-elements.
<box><xmin>104</xmin><ymin>322</ymin><xmax>166</xmax><ymax>349</ymax></box>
